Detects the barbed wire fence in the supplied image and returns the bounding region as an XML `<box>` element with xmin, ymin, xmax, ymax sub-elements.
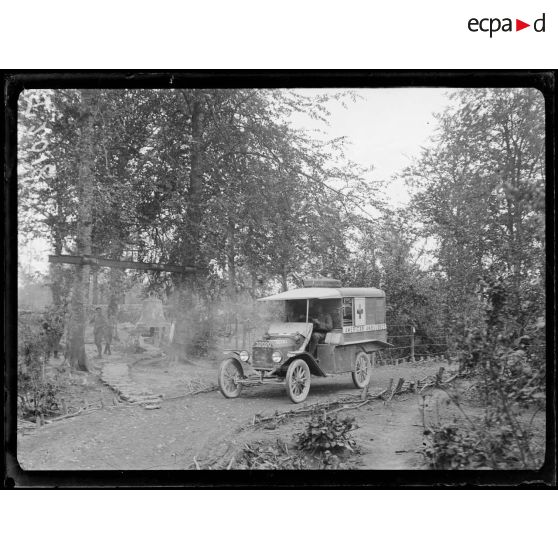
<box><xmin>225</xmin><ymin>320</ymin><xmax>454</xmax><ymax>365</ymax></box>
<box><xmin>377</xmin><ymin>324</ymin><xmax>452</xmax><ymax>366</ymax></box>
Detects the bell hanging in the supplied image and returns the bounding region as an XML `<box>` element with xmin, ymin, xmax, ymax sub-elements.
<box><xmin>136</xmin><ymin>296</ymin><xmax>168</xmax><ymax>329</ymax></box>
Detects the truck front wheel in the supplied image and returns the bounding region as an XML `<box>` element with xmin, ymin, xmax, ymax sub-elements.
<box><xmin>218</xmin><ymin>358</ymin><xmax>243</xmax><ymax>398</ymax></box>
<box><xmin>285</xmin><ymin>359</ymin><xmax>311</xmax><ymax>403</ymax></box>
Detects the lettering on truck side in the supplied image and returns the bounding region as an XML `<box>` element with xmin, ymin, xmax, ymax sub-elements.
<box><xmin>342</xmin><ymin>323</ymin><xmax>387</xmax><ymax>334</ymax></box>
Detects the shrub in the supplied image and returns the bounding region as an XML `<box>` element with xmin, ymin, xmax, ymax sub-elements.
<box><xmin>423</xmin><ymin>419</ymin><xmax>521</xmax><ymax>470</ymax></box>
<box><xmin>296</xmin><ymin>411</ymin><xmax>357</xmax><ymax>454</ymax></box>
<box><xmin>17</xmin><ymin>308</ymin><xmax>65</xmax><ymax>420</ymax></box>
<box><xmin>423</xmin><ymin>424</ymin><xmax>484</xmax><ymax>469</ymax></box>
<box><xmin>424</xmin><ymin>275</ymin><xmax>545</xmax><ymax>469</ymax></box>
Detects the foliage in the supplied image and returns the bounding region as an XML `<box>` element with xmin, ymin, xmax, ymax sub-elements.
<box><xmin>405</xmin><ymin>89</ymin><xmax>545</xmax><ymax>330</ymax></box>
<box><xmin>235</xmin><ymin>412</ymin><xmax>361</xmax><ymax>470</ymax></box>
<box><xmin>423</xmin><ymin>419</ymin><xmax>519</xmax><ymax>470</ymax></box>
<box><xmin>400</xmin><ymin>89</ymin><xmax>547</xmax><ymax>470</ymax></box>
<box><xmin>423</xmin><ymin>423</ymin><xmax>483</xmax><ymax>469</ymax></box>
<box><xmin>19</xmin><ymin>89</ymin><xmax>385</xmax><ymax>358</ymax></box>
<box><xmin>423</xmin><ymin>274</ymin><xmax>545</xmax><ymax>470</ymax></box>
<box><xmin>296</xmin><ymin>411</ymin><xmax>358</xmax><ymax>454</ymax></box>
<box><xmin>461</xmin><ymin>275</ymin><xmax>545</xmax><ymax>401</ymax></box>
<box><xmin>18</xmin><ymin>88</ymin><xmax>371</xmax><ymax>292</ymax></box>
<box><xmin>18</xmin><ymin>382</ymin><xmax>61</xmax><ymax>422</ymax></box>
<box><xmin>17</xmin><ymin>308</ymin><xmax>65</xmax><ymax>419</ymax></box>
<box><xmin>234</xmin><ymin>434</ymin><xmax>357</xmax><ymax>470</ymax></box>
<box><xmin>234</xmin><ymin>439</ymin><xmax>312</xmax><ymax>470</ymax></box>
<box><xmin>18</xmin><ymin>87</ymin><xmax>546</xmax><ymax>367</ymax></box>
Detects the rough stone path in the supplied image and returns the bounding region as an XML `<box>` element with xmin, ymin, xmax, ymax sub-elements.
<box><xmin>100</xmin><ymin>361</ymin><xmax>163</xmax><ymax>409</ymax></box>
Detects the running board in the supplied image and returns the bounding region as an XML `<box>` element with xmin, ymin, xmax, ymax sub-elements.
<box><xmin>237</xmin><ymin>378</ymin><xmax>283</xmax><ymax>386</ymax></box>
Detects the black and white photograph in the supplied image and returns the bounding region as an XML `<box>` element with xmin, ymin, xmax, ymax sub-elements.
<box><xmin>7</xmin><ymin>75</ymin><xmax>551</xmax><ymax>480</ymax></box>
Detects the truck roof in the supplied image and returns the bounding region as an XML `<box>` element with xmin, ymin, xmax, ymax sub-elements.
<box><xmin>258</xmin><ymin>287</ymin><xmax>385</xmax><ymax>301</ymax></box>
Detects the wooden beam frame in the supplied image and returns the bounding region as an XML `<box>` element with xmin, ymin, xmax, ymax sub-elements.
<box><xmin>49</xmin><ymin>254</ymin><xmax>196</xmax><ymax>274</ymax></box>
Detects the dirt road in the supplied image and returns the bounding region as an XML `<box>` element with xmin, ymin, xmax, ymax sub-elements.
<box><xmin>17</xmin><ymin>360</ymin><xmax>449</xmax><ymax>470</ymax></box>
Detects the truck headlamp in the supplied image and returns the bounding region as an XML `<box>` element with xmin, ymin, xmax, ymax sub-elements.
<box><xmin>271</xmin><ymin>350</ymin><xmax>283</xmax><ymax>363</ymax></box>
<box><xmin>239</xmin><ymin>350</ymin><xmax>250</xmax><ymax>362</ymax></box>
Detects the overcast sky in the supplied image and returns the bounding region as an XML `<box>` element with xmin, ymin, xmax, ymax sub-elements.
<box><xmin>291</xmin><ymin>88</ymin><xmax>456</xmax><ymax>205</ymax></box>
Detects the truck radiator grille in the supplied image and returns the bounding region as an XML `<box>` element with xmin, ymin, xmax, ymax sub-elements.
<box><xmin>252</xmin><ymin>347</ymin><xmax>273</xmax><ymax>368</ymax></box>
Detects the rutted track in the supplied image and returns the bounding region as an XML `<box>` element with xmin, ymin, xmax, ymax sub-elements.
<box><xmin>17</xmin><ymin>360</ymin><xmax>452</xmax><ymax>470</ymax></box>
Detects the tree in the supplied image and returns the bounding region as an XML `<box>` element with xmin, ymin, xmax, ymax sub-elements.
<box><xmin>19</xmin><ymin>87</ymin><xmax>389</xmax><ymax>357</ymax></box>
<box><xmin>67</xmin><ymin>89</ymin><xmax>98</xmax><ymax>370</ymax></box>
<box><xmin>405</xmin><ymin>88</ymin><xmax>545</xmax><ymax>330</ymax></box>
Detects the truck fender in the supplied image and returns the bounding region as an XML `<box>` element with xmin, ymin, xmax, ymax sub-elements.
<box><xmin>282</xmin><ymin>352</ymin><xmax>328</xmax><ymax>377</ymax></box>
<box><xmin>358</xmin><ymin>340</ymin><xmax>394</xmax><ymax>353</ymax></box>
<box><xmin>221</xmin><ymin>351</ymin><xmax>250</xmax><ymax>376</ymax></box>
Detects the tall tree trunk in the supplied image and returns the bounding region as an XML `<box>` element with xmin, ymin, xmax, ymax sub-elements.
<box><xmin>91</xmin><ymin>268</ymin><xmax>99</xmax><ymax>305</ymax></box>
<box><xmin>108</xmin><ymin>267</ymin><xmax>124</xmax><ymax>307</ymax></box>
<box><xmin>50</xmin><ymin>230</ymin><xmax>64</xmax><ymax>309</ymax></box>
<box><xmin>280</xmin><ymin>268</ymin><xmax>288</xmax><ymax>291</ymax></box>
<box><xmin>181</xmin><ymin>91</ymin><xmax>204</xmax><ymax>271</ymax></box>
<box><xmin>177</xmin><ymin>92</ymin><xmax>205</xmax><ymax>357</ymax></box>
<box><xmin>49</xmin><ymin>186</ymin><xmax>68</xmax><ymax>309</ymax></box>
<box><xmin>227</xmin><ymin>218</ymin><xmax>237</xmax><ymax>296</ymax></box>
<box><xmin>108</xmin><ymin>267</ymin><xmax>123</xmax><ymax>341</ymax></box>
<box><xmin>68</xmin><ymin>90</ymin><xmax>97</xmax><ymax>371</ymax></box>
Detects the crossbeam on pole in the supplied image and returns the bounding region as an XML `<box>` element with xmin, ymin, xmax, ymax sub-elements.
<box><xmin>49</xmin><ymin>254</ymin><xmax>196</xmax><ymax>274</ymax></box>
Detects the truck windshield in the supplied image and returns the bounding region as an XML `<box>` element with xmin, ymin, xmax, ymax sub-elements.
<box><xmin>285</xmin><ymin>300</ymin><xmax>308</xmax><ymax>322</ymax></box>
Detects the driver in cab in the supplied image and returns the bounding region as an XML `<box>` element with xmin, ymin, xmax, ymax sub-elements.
<box><xmin>307</xmin><ymin>301</ymin><xmax>333</xmax><ymax>356</ymax></box>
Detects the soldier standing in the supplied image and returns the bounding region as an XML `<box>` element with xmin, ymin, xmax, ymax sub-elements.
<box><xmin>91</xmin><ymin>307</ymin><xmax>108</xmax><ymax>358</ymax></box>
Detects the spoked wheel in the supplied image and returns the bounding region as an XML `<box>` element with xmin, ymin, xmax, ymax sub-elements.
<box><xmin>218</xmin><ymin>358</ymin><xmax>243</xmax><ymax>398</ymax></box>
<box><xmin>285</xmin><ymin>359</ymin><xmax>311</xmax><ymax>403</ymax></box>
<box><xmin>352</xmin><ymin>350</ymin><xmax>372</xmax><ymax>389</ymax></box>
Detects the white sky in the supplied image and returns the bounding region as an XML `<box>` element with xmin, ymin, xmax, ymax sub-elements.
<box><xmin>290</xmin><ymin>88</ymin><xmax>456</xmax><ymax>205</ymax></box>
<box><xmin>20</xmin><ymin>88</ymin><xmax>456</xmax><ymax>276</ymax></box>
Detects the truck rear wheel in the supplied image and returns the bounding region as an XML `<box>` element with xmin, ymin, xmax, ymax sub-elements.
<box><xmin>352</xmin><ymin>351</ymin><xmax>372</xmax><ymax>388</ymax></box>
<box><xmin>285</xmin><ymin>359</ymin><xmax>311</xmax><ymax>403</ymax></box>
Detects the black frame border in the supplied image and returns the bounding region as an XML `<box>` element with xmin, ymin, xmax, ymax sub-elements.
<box><xmin>3</xmin><ymin>70</ymin><xmax>556</xmax><ymax>488</ymax></box>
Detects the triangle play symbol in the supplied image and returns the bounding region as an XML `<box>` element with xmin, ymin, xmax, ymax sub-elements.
<box><xmin>516</xmin><ymin>19</ymin><xmax>530</xmax><ymax>31</ymax></box>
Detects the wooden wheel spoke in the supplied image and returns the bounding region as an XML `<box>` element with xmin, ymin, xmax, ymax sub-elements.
<box><xmin>218</xmin><ymin>359</ymin><xmax>243</xmax><ymax>399</ymax></box>
<box><xmin>353</xmin><ymin>352</ymin><xmax>371</xmax><ymax>389</ymax></box>
<box><xmin>285</xmin><ymin>359</ymin><xmax>310</xmax><ymax>403</ymax></box>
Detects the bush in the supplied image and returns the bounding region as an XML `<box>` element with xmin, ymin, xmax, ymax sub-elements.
<box><xmin>423</xmin><ymin>419</ymin><xmax>521</xmax><ymax>470</ymax></box>
<box><xmin>18</xmin><ymin>308</ymin><xmax>65</xmax><ymax>420</ymax></box>
<box><xmin>423</xmin><ymin>424</ymin><xmax>484</xmax><ymax>469</ymax></box>
<box><xmin>18</xmin><ymin>381</ymin><xmax>61</xmax><ymax>421</ymax></box>
<box><xmin>424</xmin><ymin>275</ymin><xmax>545</xmax><ymax>469</ymax></box>
<box><xmin>296</xmin><ymin>411</ymin><xmax>357</xmax><ymax>454</ymax></box>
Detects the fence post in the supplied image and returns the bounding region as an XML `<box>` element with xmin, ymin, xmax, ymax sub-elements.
<box><xmin>410</xmin><ymin>325</ymin><xmax>415</xmax><ymax>362</ymax></box>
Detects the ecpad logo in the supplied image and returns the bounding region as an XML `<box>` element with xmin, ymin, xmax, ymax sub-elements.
<box><xmin>468</xmin><ymin>13</ymin><xmax>546</xmax><ymax>37</ymax></box>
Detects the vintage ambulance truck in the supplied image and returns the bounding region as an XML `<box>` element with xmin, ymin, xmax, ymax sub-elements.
<box><xmin>218</xmin><ymin>278</ymin><xmax>391</xmax><ymax>403</ymax></box>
